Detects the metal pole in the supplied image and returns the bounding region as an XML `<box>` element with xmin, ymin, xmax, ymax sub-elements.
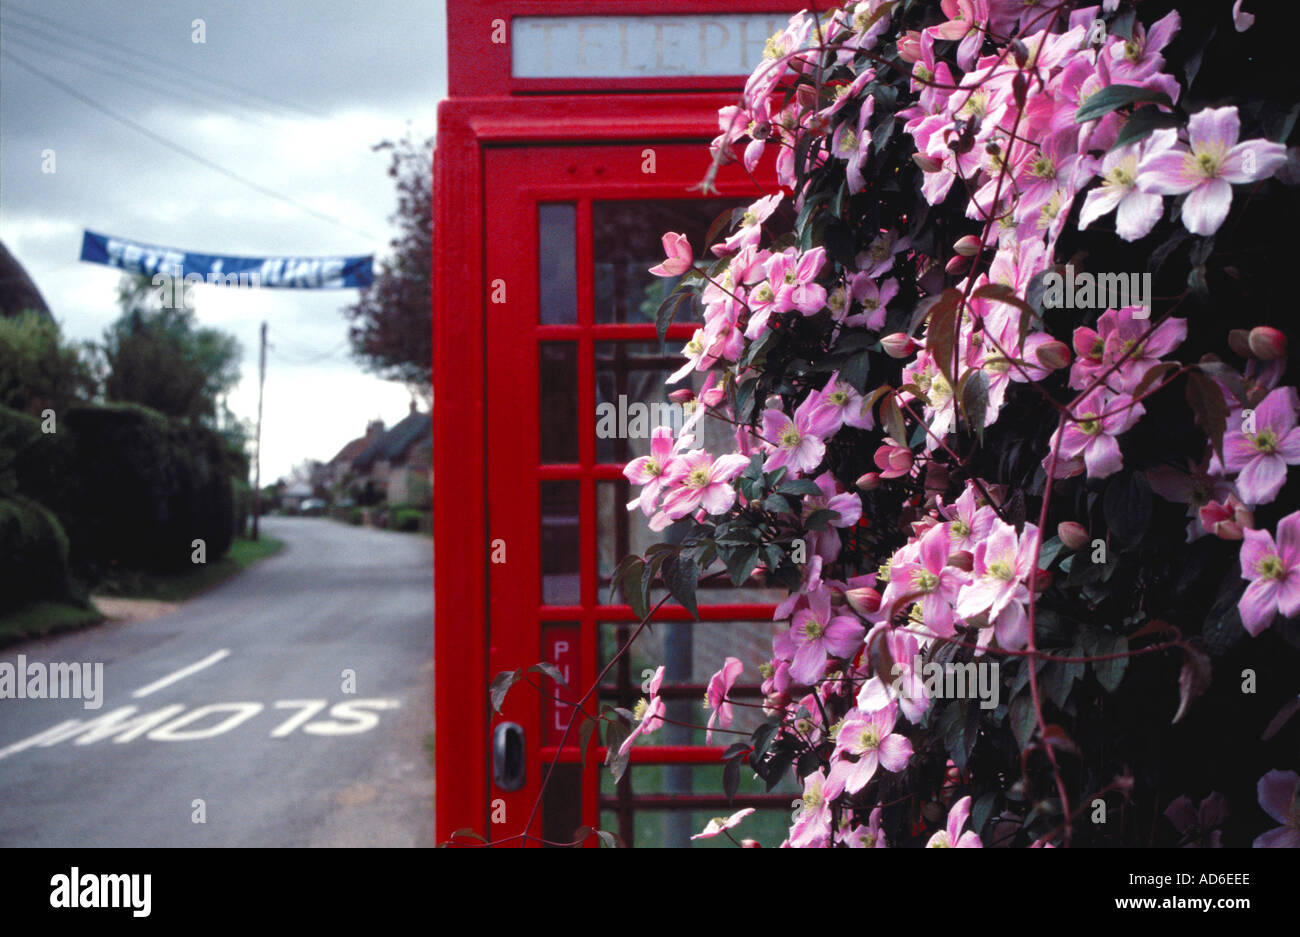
<box><xmin>252</xmin><ymin>321</ymin><xmax>266</xmax><ymax>540</ymax></box>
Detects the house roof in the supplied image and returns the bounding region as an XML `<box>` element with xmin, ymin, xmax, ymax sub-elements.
<box><xmin>353</xmin><ymin>410</ymin><xmax>431</xmax><ymax>470</ymax></box>
<box><xmin>328</xmin><ymin>434</ymin><xmax>372</xmax><ymax>466</ymax></box>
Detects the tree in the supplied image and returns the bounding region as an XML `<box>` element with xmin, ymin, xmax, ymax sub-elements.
<box><xmin>98</xmin><ymin>274</ymin><xmax>242</xmax><ymax>426</ymax></box>
<box><xmin>343</xmin><ymin>132</ymin><xmax>433</xmax><ymax>402</ymax></box>
<box><xmin>0</xmin><ymin>310</ymin><xmax>95</xmax><ymax>416</ymax></box>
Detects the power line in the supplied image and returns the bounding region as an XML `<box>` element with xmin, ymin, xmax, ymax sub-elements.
<box><xmin>0</xmin><ymin>4</ymin><xmax>328</xmax><ymax>121</ymax></box>
<box><xmin>0</xmin><ymin>24</ymin><xmax>289</xmax><ymax>130</ymax></box>
<box><xmin>1</xmin><ymin>47</ymin><xmax>382</xmax><ymax>244</ymax></box>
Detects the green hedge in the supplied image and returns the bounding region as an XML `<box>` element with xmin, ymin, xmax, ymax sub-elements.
<box><xmin>0</xmin><ymin>496</ymin><xmax>72</xmax><ymax>612</ymax></box>
<box><xmin>62</xmin><ymin>404</ymin><xmax>235</xmax><ymax>572</ymax></box>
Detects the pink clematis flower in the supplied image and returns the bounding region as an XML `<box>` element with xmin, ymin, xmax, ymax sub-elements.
<box><xmin>1253</xmin><ymin>770</ymin><xmax>1300</xmax><ymax>848</ymax></box>
<box><xmin>956</xmin><ymin>519</ymin><xmax>1040</xmax><ymax>650</ymax></box>
<box><xmin>649</xmin><ymin>232</ymin><xmax>693</xmax><ymax>277</ymax></box>
<box><xmin>1237</xmin><ymin>511</ymin><xmax>1300</xmax><ymax>636</ymax></box>
<box><xmin>1078</xmin><ymin>135</ymin><xmax>1171</xmax><ymax>241</ymax></box>
<box><xmin>654</xmin><ymin>450</ymin><xmax>750</xmax><ymax>529</ymax></box>
<box><xmin>1053</xmin><ymin>388</ymin><xmax>1145</xmax><ymax>479</ymax></box>
<box><xmin>784</xmin><ymin>587</ymin><xmax>866</xmax><ymax>685</ymax></box>
<box><xmin>1199</xmin><ymin>495</ymin><xmax>1253</xmax><ymax>541</ymax></box>
<box><xmin>623</xmin><ymin>426</ymin><xmax>679</xmax><ymax>516</ymax></box>
<box><xmin>761</xmin><ymin>394</ymin><xmax>839</xmax><ymax>475</ymax></box>
<box><xmin>1222</xmin><ymin>386</ymin><xmax>1300</xmax><ymax>506</ymax></box>
<box><xmin>1164</xmin><ymin>791</ymin><xmax>1228</xmax><ymax>848</ymax></box>
<box><xmin>926</xmin><ymin>794</ymin><xmax>983</xmax><ymax>847</ymax></box>
<box><xmin>827</xmin><ymin>701</ymin><xmax>913</xmax><ymax>795</ymax></box>
<box><xmin>883</xmin><ymin>522</ymin><xmax>968</xmax><ymax>636</ymax></box>
<box><xmin>691</xmin><ymin>807</ymin><xmax>755</xmax><ymax>841</ymax></box>
<box><xmin>704</xmin><ymin>656</ymin><xmax>743</xmax><ymax>743</ymax></box>
<box><xmin>789</xmin><ymin>769</ymin><xmax>833</xmax><ymax>848</ymax></box>
<box><xmin>839</xmin><ymin>806</ymin><xmax>888</xmax><ymax>848</ymax></box>
<box><xmin>618</xmin><ymin>666</ymin><xmax>665</xmax><ymax>756</ymax></box>
<box><xmin>1137</xmin><ymin>106</ymin><xmax>1288</xmax><ymax>235</ymax></box>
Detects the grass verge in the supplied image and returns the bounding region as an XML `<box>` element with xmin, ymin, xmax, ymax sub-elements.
<box><xmin>94</xmin><ymin>535</ymin><xmax>286</xmax><ymax>602</ymax></box>
<box><xmin>0</xmin><ymin>600</ymin><xmax>105</xmax><ymax>648</ymax></box>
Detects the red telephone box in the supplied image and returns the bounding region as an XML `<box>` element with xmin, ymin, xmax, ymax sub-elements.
<box><xmin>434</xmin><ymin>0</ymin><xmax>806</xmax><ymax>847</ymax></box>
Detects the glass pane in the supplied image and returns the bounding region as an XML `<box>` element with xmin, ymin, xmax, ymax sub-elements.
<box><xmin>592</xmin><ymin>199</ymin><xmax>743</xmax><ymax>324</ymax></box>
<box><xmin>541</xmin><ymin>481</ymin><xmax>581</xmax><ymax>604</ymax></box>
<box><xmin>540</xmin><ymin>342</ymin><xmax>578</xmax><ymax>463</ymax></box>
<box><xmin>539</xmin><ymin>203</ymin><xmax>577</xmax><ymax>324</ymax></box>
<box><xmin>542</xmin><ymin>764</ymin><xmax>583</xmax><ymax>847</ymax></box>
<box><xmin>596</xmin><ymin>479</ymin><xmax>788</xmax><ymax>604</ymax></box>
<box><xmin>594</xmin><ymin>340</ymin><xmax>741</xmax><ymax>466</ymax></box>
<box><xmin>597</xmin><ymin>619</ymin><xmax>777</xmax><ymax>743</ymax></box>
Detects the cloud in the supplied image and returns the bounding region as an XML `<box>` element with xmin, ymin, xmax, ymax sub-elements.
<box><xmin>0</xmin><ymin>0</ymin><xmax>446</xmax><ymax>481</ymax></box>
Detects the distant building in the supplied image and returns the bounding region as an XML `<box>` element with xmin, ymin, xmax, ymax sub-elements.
<box><xmin>324</xmin><ymin>419</ymin><xmax>386</xmax><ymax>490</ymax></box>
<box><xmin>352</xmin><ymin>402</ymin><xmax>432</xmax><ymax>507</ymax></box>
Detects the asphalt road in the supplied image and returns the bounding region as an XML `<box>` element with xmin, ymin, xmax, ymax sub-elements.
<box><xmin>0</xmin><ymin>517</ymin><xmax>435</xmax><ymax>847</ymax></box>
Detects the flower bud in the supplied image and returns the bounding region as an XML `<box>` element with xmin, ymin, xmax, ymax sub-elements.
<box><xmin>1031</xmin><ymin>568</ymin><xmax>1052</xmax><ymax>593</ymax></box>
<box><xmin>856</xmin><ymin>471</ymin><xmax>882</xmax><ymax>491</ymax></box>
<box><xmin>946</xmin><ymin>550</ymin><xmax>974</xmax><ymax>572</ymax></box>
<box><xmin>912</xmin><ymin>153</ymin><xmax>942</xmax><ymax>172</ymax></box>
<box><xmin>1057</xmin><ymin>521</ymin><xmax>1089</xmax><ymax>551</ymax></box>
<box><xmin>1227</xmin><ymin>328</ymin><xmax>1252</xmax><ymax>358</ymax></box>
<box><xmin>881</xmin><ymin>333</ymin><xmax>916</xmax><ymax>358</ymax></box>
<box><xmin>668</xmin><ymin>388</ymin><xmax>696</xmax><ymax>404</ymax></box>
<box><xmin>1248</xmin><ymin>326</ymin><xmax>1287</xmax><ymax>361</ymax></box>
<box><xmin>740</xmin><ymin>839</ymin><xmax>762</xmax><ymax>848</ymax></box>
<box><xmin>953</xmin><ymin>235</ymin><xmax>983</xmax><ymax>257</ymax></box>
<box><xmin>845</xmin><ymin>587</ymin><xmax>883</xmax><ymax>616</ymax></box>
<box><xmin>796</xmin><ymin>84</ymin><xmax>818</xmax><ymax>113</ymax></box>
<box><xmin>944</xmin><ymin>253</ymin><xmax>971</xmax><ymax>275</ymax></box>
<box><xmin>897</xmin><ymin>30</ymin><xmax>924</xmax><ymax>63</ymax></box>
<box><xmin>1035</xmin><ymin>339</ymin><xmax>1072</xmax><ymax>371</ymax></box>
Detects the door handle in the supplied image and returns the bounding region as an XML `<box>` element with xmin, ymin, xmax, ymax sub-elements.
<box><xmin>493</xmin><ymin>721</ymin><xmax>525</xmax><ymax>791</ymax></box>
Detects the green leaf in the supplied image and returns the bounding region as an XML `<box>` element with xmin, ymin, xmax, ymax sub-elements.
<box><xmin>489</xmin><ymin>669</ymin><xmax>522</xmax><ymax>714</ymax></box>
<box><xmin>604</xmin><ymin>719</ymin><xmax>630</xmax><ymax>782</ymax></box>
<box><xmin>938</xmin><ymin>700</ymin><xmax>978</xmax><ymax>770</ymax></box>
<box><xmin>925</xmin><ymin>288</ymin><xmax>964</xmax><ymax>390</ymax></box>
<box><xmin>725</xmin><ymin>544</ymin><xmax>760</xmax><ymax>586</ymax></box>
<box><xmin>1075</xmin><ymin>84</ymin><xmax>1172</xmax><ymax>123</ymax></box>
<box><xmin>655</xmin><ymin>289</ymin><xmax>694</xmax><ymax>344</ymax></box>
<box><xmin>1010</xmin><ymin>693</ymin><xmax>1037</xmax><ymax>751</ymax></box>
<box><xmin>617</xmin><ymin>558</ymin><xmax>648</xmax><ymax>620</ymax></box>
<box><xmin>1111</xmin><ymin>106</ymin><xmax>1182</xmax><ymax>150</ymax></box>
<box><xmin>527</xmin><ymin>662</ymin><xmax>567</xmax><ymax>687</ymax></box>
<box><xmin>704</xmin><ymin>206</ymin><xmax>737</xmax><ymax>253</ymax></box>
<box><xmin>661</xmin><ymin>552</ymin><xmax>699</xmax><ymax>620</ymax></box>
<box><xmin>841</xmin><ymin>350</ymin><xmax>872</xmax><ymax>393</ymax></box>
<box><xmin>1089</xmin><ymin>631</ymin><xmax>1128</xmax><ymax>693</ymax></box>
<box><xmin>578</xmin><ymin>714</ymin><xmax>598</xmax><ymax>770</ymax></box>
<box><xmin>763</xmin><ymin>493</ymin><xmax>794</xmax><ymax>516</ymax></box>
<box><xmin>777</xmin><ymin>478</ymin><xmax>824</xmax><ymax>497</ymax></box>
<box><xmin>881</xmin><ymin>391</ymin><xmax>907</xmax><ymax>447</ymax></box>
<box><xmin>805</xmin><ymin>508</ymin><xmax>839</xmax><ymax>531</ymax></box>
<box><xmin>957</xmin><ymin>368</ymin><xmax>989</xmax><ymax>441</ymax></box>
<box><xmin>1186</xmin><ymin>369</ymin><xmax>1229</xmax><ymax>464</ymax></box>
<box><xmin>1103</xmin><ymin>469</ymin><xmax>1152</xmax><ymax>548</ymax></box>
<box><xmin>723</xmin><ymin>756</ymin><xmax>741</xmax><ymax>803</ymax></box>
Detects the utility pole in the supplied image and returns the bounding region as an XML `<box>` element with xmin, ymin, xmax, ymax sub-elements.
<box><xmin>252</xmin><ymin>321</ymin><xmax>267</xmax><ymax>541</ymax></box>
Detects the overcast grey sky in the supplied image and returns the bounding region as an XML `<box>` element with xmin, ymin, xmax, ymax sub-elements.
<box><xmin>0</xmin><ymin>0</ymin><xmax>446</xmax><ymax>482</ymax></box>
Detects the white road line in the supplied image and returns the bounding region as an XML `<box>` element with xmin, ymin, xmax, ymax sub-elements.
<box><xmin>130</xmin><ymin>650</ymin><xmax>231</xmax><ymax>698</ymax></box>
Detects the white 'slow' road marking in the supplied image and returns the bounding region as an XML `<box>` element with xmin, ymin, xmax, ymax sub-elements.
<box><xmin>131</xmin><ymin>649</ymin><xmax>230</xmax><ymax>698</ymax></box>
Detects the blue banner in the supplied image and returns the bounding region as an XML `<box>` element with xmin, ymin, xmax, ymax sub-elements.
<box><xmin>79</xmin><ymin>230</ymin><xmax>373</xmax><ymax>289</ymax></box>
